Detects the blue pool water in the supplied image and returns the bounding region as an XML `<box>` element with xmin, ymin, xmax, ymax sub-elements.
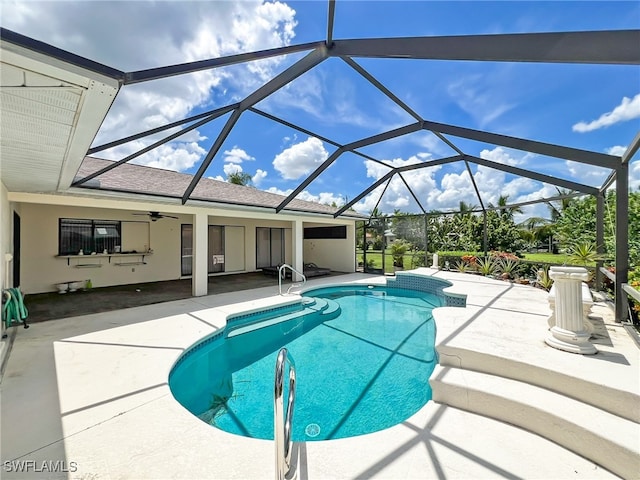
<box><xmin>169</xmin><ymin>284</ymin><xmax>442</xmax><ymax>441</ymax></box>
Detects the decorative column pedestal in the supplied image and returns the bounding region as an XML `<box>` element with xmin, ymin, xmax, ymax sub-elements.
<box><xmin>545</xmin><ymin>266</ymin><xmax>597</xmax><ymax>355</ymax></box>
<box><xmin>432</xmin><ymin>253</ymin><xmax>439</xmax><ymax>269</ymax></box>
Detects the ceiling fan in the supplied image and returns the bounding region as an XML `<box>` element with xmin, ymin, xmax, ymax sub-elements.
<box><xmin>132</xmin><ymin>211</ymin><xmax>179</xmax><ymax>222</ymax></box>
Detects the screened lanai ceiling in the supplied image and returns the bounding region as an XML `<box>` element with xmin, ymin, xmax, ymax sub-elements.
<box><xmin>1</xmin><ymin>1</ymin><xmax>639</xmax><ymax>220</ymax></box>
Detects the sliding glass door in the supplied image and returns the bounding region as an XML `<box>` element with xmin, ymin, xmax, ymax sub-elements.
<box><xmin>256</xmin><ymin>227</ymin><xmax>285</xmax><ymax>269</ymax></box>
<box><xmin>181</xmin><ymin>224</ymin><xmax>225</xmax><ymax>276</ymax></box>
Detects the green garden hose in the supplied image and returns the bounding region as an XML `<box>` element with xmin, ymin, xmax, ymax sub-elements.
<box><xmin>2</xmin><ymin>288</ymin><xmax>29</xmax><ymax>330</ymax></box>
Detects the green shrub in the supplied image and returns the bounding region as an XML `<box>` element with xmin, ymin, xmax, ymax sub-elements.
<box><xmin>476</xmin><ymin>257</ymin><xmax>498</xmax><ymax>276</ymax></box>
<box><xmin>390</xmin><ymin>240</ymin><xmax>410</xmax><ymax>268</ymax></box>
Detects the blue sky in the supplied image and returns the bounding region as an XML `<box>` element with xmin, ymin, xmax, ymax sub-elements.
<box><xmin>2</xmin><ymin>1</ymin><xmax>639</xmax><ymax>220</ymax></box>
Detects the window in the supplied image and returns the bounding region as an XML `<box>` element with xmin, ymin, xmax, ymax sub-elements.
<box><xmin>304</xmin><ymin>225</ymin><xmax>347</xmax><ymax>239</ymax></box>
<box><xmin>59</xmin><ymin>219</ymin><xmax>121</xmax><ymax>255</ymax></box>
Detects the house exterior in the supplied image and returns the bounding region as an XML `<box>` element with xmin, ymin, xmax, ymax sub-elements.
<box><xmin>6</xmin><ymin>157</ymin><xmax>360</xmax><ymax>295</ymax></box>
<box><xmin>0</xmin><ymin>31</ymin><xmax>361</xmax><ymax>298</ymax></box>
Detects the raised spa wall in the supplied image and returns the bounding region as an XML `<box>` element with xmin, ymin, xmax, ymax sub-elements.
<box><xmin>387</xmin><ymin>272</ymin><xmax>467</xmax><ymax>308</ymax></box>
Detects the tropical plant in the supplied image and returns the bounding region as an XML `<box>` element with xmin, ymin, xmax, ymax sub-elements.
<box><xmin>410</xmin><ymin>252</ymin><xmax>427</xmax><ymax>268</ymax></box>
<box><xmin>476</xmin><ymin>257</ymin><xmax>498</xmax><ymax>276</ymax></box>
<box><xmin>553</xmin><ymin>190</ymin><xmax>640</xmax><ymax>265</ymax></box>
<box><xmin>545</xmin><ymin>187</ymin><xmax>577</xmax><ymax>222</ymax></box>
<box><xmin>454</xmin><ymin>260</ymin><xmax>469</xmax><ymax>272</ymax></box>
<box><xmin>498</xmin><ymin>258</ymin><xmax>520</xmax><ymax>279</ymax></box>
<box><xmin>518</xmin><ymin>216</ymin><xmax>555</xmax><ymax>252</ymax></box>
<box><xmin>227</xmin><ymin>171</ymin><xmax>253</xmax><ymax>186</ymax></box>
<box><xmin>483</xmin><ymin>210</ymin><xmax>525</xmax><ymax>253</ymax></box>
<box><xmin>535</xmin><ymin>267</ymin><xmax>554</xmax><ymax>291</ymax></box>
<box><xmin>461</xmin><ymin>255</ymin><xmax>478</xmax><ymax>266</ymax></box>
<box><xmin>390</xmin><ymin>239</ymin><xmax>410</xmax><ymax>268</ymax></box>
<box><xmin>489</xmin><ymin>194</ymin><xmax>523</xmax><ymax>221</ymax></box>
<box><xmin>567</xmin><ymin>242</ymin><xmax>600</xmax><ymax>266</ymax></box>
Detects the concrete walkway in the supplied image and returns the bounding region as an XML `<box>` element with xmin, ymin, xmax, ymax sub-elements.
<box><xmin>1</xmin><ymin>270</ymin><xmax>638</xmax><ymax>479</ymax></box>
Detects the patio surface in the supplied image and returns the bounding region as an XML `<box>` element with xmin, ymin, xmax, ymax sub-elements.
<box><xmin>23</xmin><ymin>271</ymin><xmax>348</xmax><ymax>323</ymax></box>
<box><xmin>1</xmin><ymin>269</ymin><xmax>638</xmax><ymax>479</ymax></box>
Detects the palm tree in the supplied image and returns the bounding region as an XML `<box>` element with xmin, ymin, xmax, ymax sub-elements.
<box><xmin>227</xmin><ymin>171</ymin><xmax>253</xmax><ymax>186</ymax></box>
<box><xmin>458</xmin><ymin>201</ymin><xmax>476</xmax><ymax>216</ymax></box>
<box><xmin>369</xmin><ymin>206</ymin><xmax>386</xmax><ymax>221</ymax></box>
<box><xmin>545</xmin><ymin>188</ymin><xmax>575</xmax><ymax>221</ymax></box>
<box><xmin>490</xmin><ymin>195</ymin><xmax>523</xmax><ymax>220</ymax></box>
<box><xmin>518</xmin><ymin>216</ymin><xmax>554</xmax><ymax>252</ymax></box>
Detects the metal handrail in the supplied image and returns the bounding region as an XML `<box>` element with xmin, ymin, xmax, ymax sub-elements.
<box><xmin>278</xmin><ymin>264</ymin><xmax>306</xmax><ymax>295</ymax></box>
<box><xmin>274</xmin><ymin>348</ymin><xmax>296</xmax><ymax>480</ymax></box>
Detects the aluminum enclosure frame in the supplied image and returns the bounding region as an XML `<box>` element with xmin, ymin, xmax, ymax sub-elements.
<box><xmin>1</xmin><ymin>2</ymin><xmax>638</xmax><ymax>321</ymax></box>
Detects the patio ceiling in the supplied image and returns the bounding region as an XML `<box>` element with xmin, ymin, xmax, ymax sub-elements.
<box><xmin>0</xmin><ymin>30</ymin><xmax>120</xmax><ymax>193</ymax></box>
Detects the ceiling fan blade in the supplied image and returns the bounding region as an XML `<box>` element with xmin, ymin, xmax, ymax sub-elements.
<box><xmin>131</xmin><ymin>211</ymin><xmax>178</xmax><ymax>220</ymax></box>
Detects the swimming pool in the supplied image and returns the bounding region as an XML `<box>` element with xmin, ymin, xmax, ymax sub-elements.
<box><xmin>169</xmin><ymin>275</ymin><xmax>462</xmax><ymax>441</ymax></box>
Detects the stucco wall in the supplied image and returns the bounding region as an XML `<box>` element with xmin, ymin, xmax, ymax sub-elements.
<box><xmin>17</xmin><ymin>205</ymin><xmax>356</xmax><ymax>293</ymax></box>
<box><xmin>20</xmin><ymin>203</ymin><xmax>187</xmax><ymax>293</ymax></box>
<box><xmin>303</xmin><ymin>222</ymin><xmax>356</xmax><ymax>273</ymax></box>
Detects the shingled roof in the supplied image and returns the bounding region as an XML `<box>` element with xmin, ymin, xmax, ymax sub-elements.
<box><xmin>75</xmin><ymin>157</ymin><xmax>363</xmax><ymax>219</ymax></box>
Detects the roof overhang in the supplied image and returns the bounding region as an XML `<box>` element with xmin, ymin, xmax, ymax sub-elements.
<box><xmin>0</xmin><ymin>31</ymin><xmax>120</xmax><ymax>193</ymax></box>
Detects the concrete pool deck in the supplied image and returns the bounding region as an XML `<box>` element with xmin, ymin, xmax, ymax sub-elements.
<box><xmin>1</xmin><ymin>269</ymin><xmax>638</xmax><ymax>479</ymax></box>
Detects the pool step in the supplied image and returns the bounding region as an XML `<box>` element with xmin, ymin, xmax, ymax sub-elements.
<box><xmin>226</xmin><ymin>297</ymin><xmax>338</xmax><ymax>338</ymax></box>
<box><xmin>318</xmin><ymin>298</ymin><xmax>340</xmax><ymax>319</ymax></box>
<box><xmin>430</xmin><ymin>365</ymin><xmax>640</xmax><ymax>479</ymax></box>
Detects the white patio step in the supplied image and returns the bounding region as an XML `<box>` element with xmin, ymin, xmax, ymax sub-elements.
<box><xmin>430</xmin><ymin>364</ymin><xmax>640</xmax><ymax>480</ymax></box>
<box><xmin>436</xmin><ymin>345</ymin><xmax>640</xmax><ymax>423</ymax></box>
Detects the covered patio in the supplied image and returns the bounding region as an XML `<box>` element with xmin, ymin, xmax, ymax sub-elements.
<box><xmin>21</xmin><ymin>271</ymin><xmax>350</xmax><ymax>324</ymax></box>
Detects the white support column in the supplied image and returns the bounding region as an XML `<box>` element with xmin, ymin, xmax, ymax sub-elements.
<box><xmin>192</xmin><ymin>212</ymin><xmax>208</xmax><ymax>297</ymax></box>
<box><xmin>545</xmin><ymin>266</ymin><xmax>597</xmax><ymax>355</ymax></box>
<box><xmin>292</xmin><ymin>220</ymin><xmax>304</xmax><ymax>282</ymax></box>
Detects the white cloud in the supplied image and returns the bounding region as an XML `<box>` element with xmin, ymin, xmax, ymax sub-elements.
<box><xmin>564</xmin><ymin>161</ymin><xmax>610</xmax><ymax>187</ymax></box>
<box><xmin>223</xmin><ymin>163</ymin><xmax>243</xmax><ymax>176</ymax></box>
<box><xmin>298</xmin><ymin>191</ymin><xmax>345</xmax><ymax>206</ymax></box>
<box><xmin>573</xmin><ymin>93</ymin><xmax>640</xmax><ymax>132</ymax></box>
<box><xmin>252</xmin><ymin>169</ymin><xmax>268</xmax><ymax>186</ymax></box>
<box><xmin>223</xmin><ymin>146</ymin><xmax>255</xmax><ymax>164</ymax></box>
<box><xmin>353</xmin><ymin>147</ymin><xmax>552</xmax><ymax>215</ymax></box>
<box><xmin>1</xmin><ymin>1</ymin><xmax>298</xmax><ymax>173</ymax></box>
<box><xmin>479</xmin><ymin>146</ymin><xmax>523</xmax><ymax>166</ymax></box>
<box><xmin>101</xmin><ymin>139</ymin><xmax>206</xmax><ymax>172</ymax></box>
<box><xmin>265</xmin><ymin>186</ymin><xmax>341</xmax><ymax>206</ymax></box>
<box><xmin>273</xmin><ymin>137</ymin><xmax>328</xmax><ymax>180</ymax></box>
<box><xmin>447</xmin><ymin>73</ymin><xmax>516</xmax><ymax>128</ymax></box>
<box><xmin>354</xmin><ymin>155</ymin><xmax>441</xmax><ymax>213</ymax></box>
<box><xmin>266</xmin><ymin>186</ymin><xmax>293</xmax><ymax>196</ymax></box>
<box><xmin>606</xmin><ymin>145</ymin><xmax>627</xmax><ymax>157</ymax></box>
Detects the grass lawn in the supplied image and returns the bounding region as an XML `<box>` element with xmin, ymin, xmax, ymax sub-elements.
<box><xmin>356</xmin><ymin>250</ymin><xmax>596</xmax><ymax>270</ymax></box>
<box><xmin>522</xmin><ymin>252</ymin><xmax>571</xmax><ymax>264</ymax></box>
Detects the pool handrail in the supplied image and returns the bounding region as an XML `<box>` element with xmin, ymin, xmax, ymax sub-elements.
<box><xmin>278</xmin><ymin>264</ymin><xmax>306</xmax><ymax>295</ymax></box>
<box><xmin>274</xmin><ymin>348</ymin><xmax>296</xmax><ymax>480</ymax></box>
